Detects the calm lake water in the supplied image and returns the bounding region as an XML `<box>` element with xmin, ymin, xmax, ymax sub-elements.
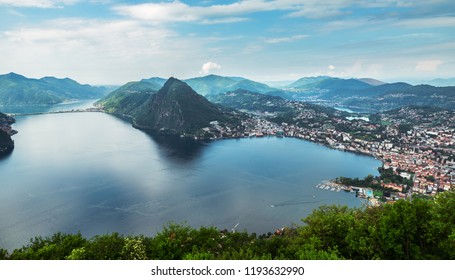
<box><xmin>0</xmin><ymin>104</ymin><xmax>380</xmax><ymax>250</ymax></box>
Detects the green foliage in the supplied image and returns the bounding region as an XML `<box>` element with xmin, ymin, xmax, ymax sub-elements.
<box><xmin>0</xmin><ymin>248</ymin><xmax>8</xmax><ymax>260</ymax></box>
<box><xmin>84</xmin><ymin>232</ymin><xmax>125</xmax><ymax>260</ymax></box>
<box><xmin>10</xmin><ymin>232</ymin><xmax>86</xmax><ymax>260</ymax></box>
<box><xmin>183</xmin><ymin>252</ymin><xmax>216</xmax><ymax>260</ymax></box>
<box><xmin>336</xmin><ymin>174</ymin><xmax>381</xmax><ymax>189</ymax></box>
<box><xmin>300</xmin><ymin>205</ymin><xmax>355</xmax><ymax>257</ymax></box>
<box><xmin>296</xmin><ymin>240</ymin><xmax>344</xmax><ymax>260</ymax></box>
<box><xmin>379</xmin><ymin>167</ymin><xmax>413</xmax><ymax>187</ymax></box>
<box><xmin>65</xmin><ymin>247</ymin><xmax>86</xmax><ymax>260</ymax></box>
<box><xmin>121</xmin><ymin>237</ymin><xmax>147</xmax><ymax>260</ymax></box>
<box><xmin>2</xmin><ymin>191</ymin><xmax>454</xmax><ymax>260</ymax></box>
<box><xmin>398</xmin><ymin>123</ymin><xmax>413</xmax><ymax>134</ymax></box>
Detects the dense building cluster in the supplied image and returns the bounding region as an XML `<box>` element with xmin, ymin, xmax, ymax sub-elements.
<box><xmin>203</xmin><ymin>101</ymin><xmax>454</xmax><ymax>199</ymax></box>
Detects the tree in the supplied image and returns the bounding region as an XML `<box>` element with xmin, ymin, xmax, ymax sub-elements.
<box><xmin>121</xmin><ymin>237</ymin><xmax>147</xmax><ymax>260</ymax></box>
<box><xmin>10</xmin><ymin>232</ymin><xmax>86</xmax><ymax>260</ymax></box>
<box><xmin>429</xmin><ymin>191</ymin><xmax>455</xmax><ymax>258</ymax></box>
<box><xmin>299</xmin><ymin>205</ymin><xmax>355</xmax><ymax>257</ymax></box>
<box><xmin>84</xmin><ymin>232</ymin><xmax>125</xmax><ymax>260</ymax></box>
<box><xmin>0</xmin><ymin>248</ymin><xmax>8</xmax><ymax>260</ymax></box>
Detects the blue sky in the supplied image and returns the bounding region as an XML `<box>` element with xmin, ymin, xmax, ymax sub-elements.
<box><xmin>0</xmin><ymin>0</ymin><xmax>454</xmax><ymax>85</ymax></box>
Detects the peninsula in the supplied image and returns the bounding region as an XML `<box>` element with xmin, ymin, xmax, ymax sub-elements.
<box><xmin>0</xmin><ymin>112</ymin><xmax>16</xmax><ymax>155</ymax></box>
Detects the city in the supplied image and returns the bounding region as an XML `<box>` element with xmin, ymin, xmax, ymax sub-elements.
<box><xmin>201</xmin><ymin>100</ymin><xmax>454</xmax><ymax>201</ymax></box>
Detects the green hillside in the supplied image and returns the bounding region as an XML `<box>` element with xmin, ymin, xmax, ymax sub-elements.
<box><xmin>0</xmin><ymin>72</ymin><xmax>105</xmax><ymax>105</ymax></box>
<box><xmin>134</xmin><ymin>78</ymin><xmax>232</xmax><ymax>134</ymax></box>
<box><xmin>98</xmin><ymin>78</ymin><xmax>244</xmax><ymax>137</ymax></box>
<box><xmin>184</xmin><ymin>74</ymin><xmax>283</xmax><ymax>96</ymax></box>
<box><xmin>96</xmin><ymin>80</ymin><xmax>160</xmax><ymax>116</ymax></box>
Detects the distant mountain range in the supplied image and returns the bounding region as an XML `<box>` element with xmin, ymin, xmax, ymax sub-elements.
<box><xmin>138</xmin><ymin>74</ymin><xmax>285</xmax><ymax>97</ymax></box>
<box><xmin>415</xmin><ymin>77</ymin><xmax>455</xmax><ymax>87</ymax></box>
<box><xmin>0</xmin><ymin>72</ymin><xmax>107</xmax><ymax>105</ymax></box>
<box><xmin>183</xmin><ymin>74</ymin><xmax>283</xmax><ymax>97</ymax></box>
<box><xmin>281</xmin><ymin>76</ymin><xmax>454</xmax><ymax>112</ymax></box>
<box><xmin>207</xmin><ymin>89</ymin><xmax>294</xmax><ymax>113</ymax></box>
<box><xmin>1</xmin><ymin>72</ymin><xmax>454</xmax><ymax>112</ymax></box>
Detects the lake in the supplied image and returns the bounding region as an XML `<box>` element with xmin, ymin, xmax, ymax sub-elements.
<box><xmin>0</xmin><ymin>105</ymin><xmax>381</xmax><ymax>251</ymax></box>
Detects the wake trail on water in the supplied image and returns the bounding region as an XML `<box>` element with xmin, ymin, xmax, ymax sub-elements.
<box><xmin>271</xmin><ymin>195</ymin><xmax>321</xmax><ymax>207</ymax></box>
<box><xmin>271</xmin><ymin>200</ymin><xmax>322</xmax><ymax>207</ymax></box>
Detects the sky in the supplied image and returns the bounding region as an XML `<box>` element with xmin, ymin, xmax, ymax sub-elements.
<box><xmin>0</xmin><ymin>0</ymin><xmax>454</xmax><ymax>85</ymax></box>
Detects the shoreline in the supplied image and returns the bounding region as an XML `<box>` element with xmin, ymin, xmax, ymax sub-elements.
<box><xmin>315</xmin><ymin>180</ymin><xmax>378</xmax><ymax>207</ymax></box>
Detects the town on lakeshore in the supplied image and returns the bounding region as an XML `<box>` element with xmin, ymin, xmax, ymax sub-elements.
<box><xmin>179</xmin><ymin>101</ymin><xmax>454</xmax><ymax>205</ymax></box>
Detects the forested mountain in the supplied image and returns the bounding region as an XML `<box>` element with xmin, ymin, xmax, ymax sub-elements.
<box><xmin>140</xmin><ymin>77</ymin><xmax>167</xmax><ymax>88</ymax></box>
<box><xmin>96</xmin><ymin>80</ymin><xmax>160</xmax><ymax>116</ymax></box>
<box><xmin>184</xmin><ymin>74</ymin><xmax>283</xmax><ymax>96</ymax></box>
<box><xmin>133</xmin><ymin>78</ymin><xmax>234</xmax><ymax>134</ymax></box>
<box><xmin>287</xmin><ymin>76</ymin><xmax>331</xmax><ymax>88</ymax></box>
<box><xmin>0</xmin><ymin>72</ymin><xmax>105</xmax><ymax>105</ymax></box>
<box><xmin>98</xmin><ymin>78</ymin><xmax>244</xmax><ymax>137</ymax></box>
<box><xmin>208</xmin><ymin>89</ymin><xmax>293</xmax><ymax>113</ymax></box>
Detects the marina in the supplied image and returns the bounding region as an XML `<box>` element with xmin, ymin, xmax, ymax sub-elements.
<box><xmin>315</xmin><ymin>181</ymin><xmax>378</xmax><ymax>206</ymax></box>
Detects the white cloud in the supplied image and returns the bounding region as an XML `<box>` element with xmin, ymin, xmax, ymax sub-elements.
<box><xmin>0</xmin><ymin>18</ymin><xmax>205</xmax><ymax>84</ymax></box>
<box><xmin>113</xmin><ymin>0</ymin><xmax>293</xmax><ymax>24</ymax></box>
<box><xmin>200</xmin><ymin>62</ymin><xmax>221</xmax><ymax>74</ymax></box>
<box><xmin>395</xmin><ymin>16</ymin><xmax>455</xmax><ymax>28</ymax></box>
<box><xmin>0</xmin><ymin>0</ymin><xmax>76</xmax><ymax>8</ymax></box>
<box><xmin>327</xmin><ymin>64</ymin><xmax>337</xmax><ymax>76</ymax></box>
<box><xmin>265</xmin><ymin>34</ymin><xmax>308</xmax><ymax>44</ymax></box>
<box><xmin>415</xmin><ymin>60</ymin><xmax>443</xmax><ymax>72</ymax></box>
<box><xmin>112</xmin><ymin>0</ymin><xmax>455</xmax><ymax>27</ymax></box>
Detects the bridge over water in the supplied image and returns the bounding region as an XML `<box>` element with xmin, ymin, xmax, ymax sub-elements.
<box><xmin>7</xmin><ymin>108</ymin><xmax>102</xmax><ymax>117</ymax></box>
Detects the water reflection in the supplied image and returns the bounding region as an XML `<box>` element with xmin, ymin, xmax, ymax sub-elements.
<box><xmin>145</xmin><ymin>132</ymin><xmax>207</xmax><ymax>164</ymax></box>
<box><xmin>0</xmin><ymin>151</ymin><xmax>12</xmax><ymax>160</ymax></box>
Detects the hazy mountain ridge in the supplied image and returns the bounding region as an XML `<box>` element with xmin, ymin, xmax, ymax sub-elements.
<box><xmin>208</xmin><ymin>89</ymin><xmax>294</xmax><ymax>113</ymax></box>
<box><xmin>278</xmin><ymin>76</ymin><xmax>454</xmax><ymax>112</ymax></box>
<box><xmin>416</xmin><ymin>77</ymin><xmax>455</xmax><ymax>87</ymax></box>
<box><xmin>143</xmin><ymin>75</ymin><xmax>282</xmax><ymax>96</ymax></box>
<box><xmin>3</xmin><ymin>71</ymin><xmax>453</xmax><ymax>112</ymax></box>
<box><xmin>370</xmin><ymin>106</ymin><xmax>455</xmax><ymax>128</ymax></box>
<box><xmin>0</xmin><ymin>72</ymin><xmax>106</xmax><ymax>105</ymax></box>
<box><xmin>343</xmin><ymin>84</ymin><xmax>455</xmax><ymax>111</ymax></box>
